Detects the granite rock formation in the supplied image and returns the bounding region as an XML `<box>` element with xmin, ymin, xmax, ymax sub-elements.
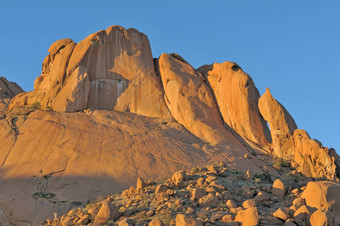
<box><xmin>198</xmin><ymin>62</ymin><xmax>271</xmax><ymax>147</ymax></box>
<box><xmin>0</xmin><ymin>25</ymin><xmax>339</xmax><ymax>225</ymax></box>
<box><xmin>8</xmin><ymin>26</ymin><xmax>170</xmax><ymax>118</ymax></box>
<box><xmin>0</xmin><ymin>77</ymin><xmax>23</xmax><ymax>111</ymax></box>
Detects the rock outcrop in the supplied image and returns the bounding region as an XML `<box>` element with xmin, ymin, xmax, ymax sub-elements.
<box><xmin>258</xmin><ymin>88</ymin><xmax>297</xmax><ymax>158</ymax></box>
<box><xmin>9</xmin><ymin>26</ymin><xmax>170</xmax><ymax>118</ymax></box>
<box><xmin>0</xmin><ymin>109</ymin><xmax>266</xmax><ymax>225</ymax></box>
<box><xmin>198</xmin><ymin>62</ymin><xmax>271</xmax><ymax>147</ymax></box>
<box><xmin>301</xmin><ymin>181</ymin><xmax>340</xmax><ymax>225</ymax></box>
<box><xmin>0</xmin><ymin>25</ymin><xmax>339</xmax><ymax>225</ymax></box>
<box><xmin>0</xmin><ymin>77</ymin><xmax>23</xmax><ymax>111</ymax></box>
<box><xmin>293</xmin><ymin>129</ymin><xmax>338</xmax><ymax>180</ymax></box>
<box><xmin>158</xmin><ymin>53</ymin><xmax>243</xmax><ymax>146</ymax></box>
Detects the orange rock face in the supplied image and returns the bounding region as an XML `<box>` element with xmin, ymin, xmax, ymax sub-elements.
<box><xmin>158</xmin><ymin>53</ymin><xmax>242</xmax><ymax>145</ymax></box>
<box><xmin>1</xmin><ymin>25</ymin><xmax>339</xmax><ymax>225</ymax></box>
<box><xmin>293</xmin><ymin>130</ymin><xmax>338</xmax><ymax>180</ymax></box>
<box><xmin>258</xmin><ymin>88</ymin><xmax>297</xmax><ymax>158</ymax></box>
<box><xmin>9</xmin><ymin>26</ymin><xmax>170</xmax><ymax>118</ymax></box>
<box><xmin>198</xmin><ymin>62</ymin><xmax>271</xmax><ymax>147</ymax></box>
<box><xmin>258</xmin><ymin>88</ymin><xmax>338</xmax><ymax>180</ymax></box>
<box><xmin>301</xmin><ymin>181</ymin><xmax>340</xmax><ymax>225</ymax></box>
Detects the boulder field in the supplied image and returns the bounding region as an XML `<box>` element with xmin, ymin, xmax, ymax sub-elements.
<box><xmin>0</xmin><ymin>25</ymin><xmax>339</xmax><ymax>225</ymax></box>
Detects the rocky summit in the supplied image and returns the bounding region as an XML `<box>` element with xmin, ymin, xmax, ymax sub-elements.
<box><xmin>0</xmin><ymin>25</ymin><xmax>339</xmax><ymax>225</ymax></box>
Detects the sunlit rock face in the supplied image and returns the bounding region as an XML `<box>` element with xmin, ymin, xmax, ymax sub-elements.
<box><xmin>0</xmin><ymin>77</ymin><xmax>24</xmax><ymax>111</ymax></box>
<box><xmin>198</xmin><ymin>62</ymin><xmax>271</xmax><ymax>147</ymax></box>
<box><xmin>259</xmin><ymin>88</ymin><xmax>339</xmax><ymax>180</ymax></box>
<box><xmin>258</xmin><ymin>88</ymin><xmax>297</xmax><ymax>158</ymax></box>
<box><xmin>1</xmin><ymin>25</ymin><xmax>340</xmax><ymax>225</ymax></box>
<box><xmin>157</xmin><ymin>53</ymin><xmax>245</xmax><ymax>147</ymax></box>
<box><xmin>9</xmin><ymin>26</ymin><xmax>170</xmax><ymax>118</ymax></box>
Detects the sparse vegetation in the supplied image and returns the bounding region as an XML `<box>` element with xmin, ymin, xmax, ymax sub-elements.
<box><xmin>31</xmin><ymin>101</ymin><xmax>41</xmax><ymax>109</ymax></box>
<box><xmin>273</xmin><ymin>156</ymin><xmax>291</xmax><ymax>170</ymax></box>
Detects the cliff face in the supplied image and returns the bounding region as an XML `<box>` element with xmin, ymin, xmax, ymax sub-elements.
<box><xmin>1</xmin><ymin>25</ymin><xmax>339</xmax><ymax>224</ymax></box>
<box><xmin>9</xmin><ymin>26</ymin><xmax>170</xmax><ymax>118</ymax></box>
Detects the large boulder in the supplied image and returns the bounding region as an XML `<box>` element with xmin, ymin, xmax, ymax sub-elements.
<box><xmin>293</xmin><ymin>129</ymin><xmax>338</xmax><ymax>180</ymax></box>
<box><xmin>9</xmin><ymin>26</ymin><xmax>170</xmax><ymax>118</ymax></box>
<box><xmin>198</xmin><ymin>62</ymin><xmax>271</xmax><ymax>147</ymax></box>
<box><xmin>258</xmin><ymin>88</ymin><xmax>297</xmax><ymax>158</ymax></box>
<box><xmin>0</xmin><ymin>77</ymin><xmax>23</xmax><ymax>111</ymax></box>
<box><xmin>301</xmin><ymin>181</ymin><xmax>340</xmax><ymax>225</ymax></box>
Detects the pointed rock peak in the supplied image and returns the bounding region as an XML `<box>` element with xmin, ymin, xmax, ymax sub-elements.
<box><xmin>264</xmin><ymin>87</ymin><xmax>271</xmax><ymax>95</ymax></box>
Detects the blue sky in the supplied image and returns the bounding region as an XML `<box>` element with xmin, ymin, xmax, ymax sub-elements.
<box><xmin>0</xmin><ymin>1</ymin><xmax>339</xmax><ymax>153</ymax></box>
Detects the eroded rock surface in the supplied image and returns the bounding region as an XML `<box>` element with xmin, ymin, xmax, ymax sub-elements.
<box><xmin>0</xmin><ymin>77</ymin><xmax>23</xmax><ymax>111</ymax></box>
<box><xmin>0</xmin><ymin>109</ymin><xmax>265</xmax><ymax>225</ymax></box>
<box><xmin>258</xmin><ymin>88</ymin><xmax>297</xmax><ymax>158</ymax></box>
<box><xmin>9</xmin><ymin>26</ymin><xmax>170</xmax><ymax>118</ymax></box>
<box><xmin>198</xmin><ymin>62</ymin><xmax>271</xmax><ymax>147</ymax></box>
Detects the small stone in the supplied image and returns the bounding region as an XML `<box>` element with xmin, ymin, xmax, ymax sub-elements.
<box><xmin>292</xmin><ymin>197</ymin><xmax>305</xmax><ymax>208</ymax></box>
<box><xmin>221</xmin><ymin>191</ymin><xmax>232</xmax><ymax>201</ymax></box>
<box><xmin>196</xmin><ymin>177</ymin><xmax>205</xmax><ymax>187</ymax></box>
<box><xmin>61</xmin><ymin>216</ymin><xmax>76</xmax><ymax>226</ymax></box>
<box><xmin>175</xmin><ymin>213</ymin><xmax>203</xmax><ymax>226</ymax></box>
<box><xmin>94</xmin><ymin>201</ymin><xmax>121</xmax><ymax>224</ymax></box>
<box><xmin>235</xmin><ymin>207</ymin><xmax>259</xmax><ymax>226</ymax></box>
<box><xmin>272</xmin><ymin>179</ymin><xmax>286</xmax><ymax>197</ymax></box>
<box><xmin>155</xmin><ymin>184</ymin><xmax>167</xmax><ymax>194</ymax></box>
<box><xmin>226</xmin><ymin>200</ymin><xmax>237</xmax><ymax>209</ymax></box>
<box><xmin>118</xmin><ymin>218</ymin><xmax>135</xmax><ymax>226</ymax></box>
<box><xmin>186</xmin><ymin>207</ymin><xmax>195</xmax><ymax>214</ymax></box>
<box><xmin>221</xmin><ymin>214</ymin><xmax>234</xmax><ymax>223</ymax></box>
<box><xmin>149</xmin><ymin>219</ymin><xmax>165</xmax><ymax>226</ymax></box>
<box><xmin>242</xmin><ymin>199</ymin><xmax>256</xmax><ymax>209</ymax></box>
<box><xmin>172</xmin><ymin>170</ymin><xmax>188</xmax><ymax>187</ymax></box>
<box><xmin>207</xmin><ymin>165</ymin><xmax>218</xmax><ymax>174</ymax></box>
<box><xmin>273</xmin><ymin>207</ymin><xmax>289</xmax><ymax>221</ymax></box>
<box><xmin>208</xmin><ymin>180</ymin><xmax>225</xmax><ymax>192</ymax></box>
<box><xmin>146</xmin><ymin>209</ymin><xmax>155</xmax><ymax>217</ymax></box>
<box><xmin>206</xmin><ymin>175</ymin><xmax>217</xmax><ymax>183</ymax></box>
<box><xmin>291</xmin><ymin>188</ymin><xmax>299</xmax><ymax>196</ymax></box>
<box><xmin>283</xmin><ymin>220</ymin><xmax>297</xmax><ymax>226</ymax></box>
<box><xmin>293</xmin><ymin>205</ymin><xmax>311</xmax><ymax>226</ymax></box>
<box><xmin>199</xmin><ymin>193</ymin><xmax>220</xmax><ymax>208</ymax></box>
<box><xmin>242</xmin><ymin>188</ymin><xmax>256</xmax><ymax>198</ymax></box>
<box><xmin>187</xmin><ymin>184</ymin><xmax>194</xmax><ymax>191</ymax></box>
<box><xmin>137</xmin><ymin>177</ymin><xmax>146</xmax><ymax>190</ymax></box>
<box><xmin>192</xmin><ymin>188</ymin><xmax>206</xmax><ymax>200</ymax></box>
<box><xmin>254</xmin><ymin>192</ymin><xmax>270</xmax><ymax>203</ymax></box>
<box><xmin>75</xmin><ymin>214</ymin><xmax>90</xmax><ymax>225</ymax></box>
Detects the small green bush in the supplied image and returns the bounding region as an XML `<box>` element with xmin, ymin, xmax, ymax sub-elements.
<box><xmin>31</xmin><ymin>102</ymin><xmax>41</xmax><ymax>109</ymax></box>
<box><xmin>273</xmin><ymin>157</ymin><xmax>291</xmax><ymax>170</ymax></box>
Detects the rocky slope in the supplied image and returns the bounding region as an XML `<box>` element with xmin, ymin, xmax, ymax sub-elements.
<box><xmin>0</xmin><ymin>25</ymin><xmax>339</xmax><ymax>225</ymax></box>
<box><xmin>44</xmin><ymin>163</ymin><xmax>340</xmax><ymax>226</ymax></box>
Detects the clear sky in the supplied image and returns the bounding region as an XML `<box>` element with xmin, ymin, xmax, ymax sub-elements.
<box><xmin>0</xmin><ymin>1</ymin><xmax>339</xmax><ymax>153</ymax></box>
